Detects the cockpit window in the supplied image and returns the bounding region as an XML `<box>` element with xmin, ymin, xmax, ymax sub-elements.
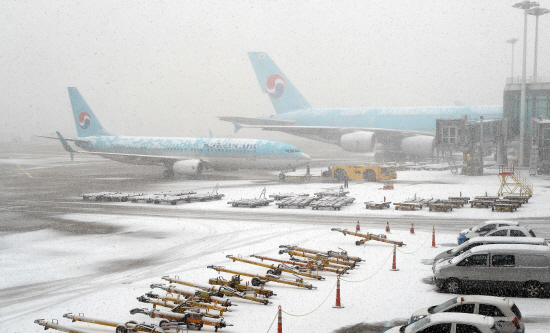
<box><xmin>285</xmin><ymin>149</ymin><xmax>300</xmax><ymax>153</ymax></box>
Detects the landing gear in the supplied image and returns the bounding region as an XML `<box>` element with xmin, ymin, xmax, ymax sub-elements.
<box><xmin>163</xmin><ymin>169</ymin><xmax>175</xmax><ymax>178</ymax></box>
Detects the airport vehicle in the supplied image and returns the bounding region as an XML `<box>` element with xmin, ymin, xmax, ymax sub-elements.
<box><xmin>385</xmin><ymin>313</ymin><xmax>501</xmax><ymax>333</ymax></box>
<box><xmin>484</xmin><ymin>226</ymin><xmax>536</xmax><ymax>238</ymax></box>
<box><xmin>249</xmin><ymin>254</ymin><xmax>346</xmax><ymax>274</ymax></box>
<box><xmin>150</xmin><ymin>284</ymin><xmax>233</xmax><ymax>307</ymax></box>
<box><xmin>62</xmin><ymin>312</ymin><xmax>165</xmax><ymax>333</ymax></box>
<box><xmin>220</xmin><ymin>52</ymin><xmax>503</xmax><ymax>160</ymax></box>
<box><xmin>161</xmin><ymin>275</ymin><xmax>271</xmax><ymax>304</ymax></box>
<box><xmin>434</xmin><ymin>236</ymin><xmax>548</xmax><ymax>264</ymax></box>
<box><xmin>458</xmin><ymin>221</ymin><xmax>520</xmax><ymax>245</ymax></box>
<box><xmin>129</xmin><ymin>308</ymin><xmax>232</xmax><ymax>332</ymax></box>
<box><xmin>320</xmin><ymin>165</ymin><xmax>396</xmax><ymax>182</ymax></box>
<box><xmin>408</xmin><ymin>296</ymin><xmax>524</xmax><ymax>333</ymax></box>
<box><xmin>207</xmin><ymin>265</ymin><xmax>315</xmax><ymax>290</ymax></box>
<box><xmin>48</xmin><ymin>88</ymin><xmax>310</xmax><ymax>178</ymax></box>
<box><xmin>278</xmin><ymin>245</ymin><xmax>362</xmax><ymax>262</ymax></box>
<box><xmin>137</xmin><ymin>292</ymin><xmax>230</xmax><ymax>315</ymax></box>
<box><xmin>34</xmin><ymin>319</ymin><xmax>92</xmax><ymax>333</ymax></box>
<box><xmin>208</xmin><ymin>275</ymin><xmax>276</xmax><ymax>297</ymax></box>
<box><xmin>434</xmin><ymin>244</ymin><xmax>550</xmax><ymax>297</ymax></box>
<box><xmin>278</xmin><ymin>248</ymin><xmax>357</xmax><ymax>270</ymax></box>
<box><xmin>225</xmin><ymin>254</ymin><xmax>325</xmax><ymax>280</ymax></box>
<box><xmin>331</xmin><ymin>228</ymin><xmax>404</xmax><ymax>247</ymax></box>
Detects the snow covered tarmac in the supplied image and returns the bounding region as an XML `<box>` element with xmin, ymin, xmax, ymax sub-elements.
<box><xmin>2</xmin><ymin>144</ymin><xmax>550</xmax><ymax>332</ymax></box>
<box><xmin>3</xmin><ymin>214</ymin><xmax>550</xmax><ymax>332</ymax></box>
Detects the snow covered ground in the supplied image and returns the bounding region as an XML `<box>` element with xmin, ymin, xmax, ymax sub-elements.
<box><xmin>3</xmin><ymin>167</ymin><xmax>550</xmax><ymax>332</ymax></box>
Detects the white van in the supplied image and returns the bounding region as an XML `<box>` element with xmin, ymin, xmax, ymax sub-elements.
<box><xmin>434</xmin><ymin>244</ymin><xmax>550</xmax><ymax>297</ymax></box>
<box><xmin>433</xmin><ymin>237</ymin><xmax>548</xmax><ymax>265</ymax></box>
<box><xmin>458</xmin><ymin>221</ymin><xmax>519</xmax><ymax>244</ymax></box>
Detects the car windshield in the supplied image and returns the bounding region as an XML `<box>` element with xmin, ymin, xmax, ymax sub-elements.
<box><xmin>451</xmin><ymin>243</ymin><xmax>467</xmax><ymax>254</ymax></box>
<box><xmin>405</xmin><ymin>317</ymin><xmax>430</xmax><ymax>333</ymax></box>
<box><xmin>431</xmin><ymin>297</ymin><xmax>459</xmax><ymax>313</ymax></box>
<box><xmin>450</xmin><ymin>250</ymin><xmax>471</xmax><ymax>264</ymax></box>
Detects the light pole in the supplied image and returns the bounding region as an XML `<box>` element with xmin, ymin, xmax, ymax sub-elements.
<box><xmin>513</xmin><ymin>1</ymin><xmax>539</xmax><ymax>167</ymax></box>
<box><xmin>506</xmin><ymin>38</ymin><xmax>519</xmax><ymax>79</ymax></box>
<box><xmin>528</xmin><ymin>7</ymin><xmax>550</xmax><ymax>83</ymax></box>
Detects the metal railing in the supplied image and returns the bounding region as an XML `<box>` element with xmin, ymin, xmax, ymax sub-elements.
<box><xmin>506</xmin><ymin>76</ymin><xmax>550</xmax><ymax>84</ymax></box>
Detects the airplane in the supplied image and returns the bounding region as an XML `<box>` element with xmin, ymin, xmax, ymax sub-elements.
<box><xmin>50</xmin><ymin>87</ymin><xmax>311</xmax><ymax>178</ymax></box>
<box><xmin>220</xmin><ymin>52</ymin><xmax>504</xmax><ymax>160</ymax></box>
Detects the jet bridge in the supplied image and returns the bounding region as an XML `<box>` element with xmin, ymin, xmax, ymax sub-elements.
<box><xmin>435</xmin><ymin>116</ymin><xmax>508</xmax><ymax>176</ymax></box>
<box><xmin>529</xmin><ymin>117</ymin><xmax>550</xmax><ymax>175</ymax></box>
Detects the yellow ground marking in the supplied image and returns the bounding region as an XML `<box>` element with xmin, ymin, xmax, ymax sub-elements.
<box><xmin>8</xmin><ymin>156</ymin><xmax>33</xmax><ymax>178</ymax></box>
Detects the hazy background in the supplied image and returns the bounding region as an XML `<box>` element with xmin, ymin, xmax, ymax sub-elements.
<box><xmin>1</xmin><ymin>0</ymin><xmax>549</xmax><ymax>145</ymax></box>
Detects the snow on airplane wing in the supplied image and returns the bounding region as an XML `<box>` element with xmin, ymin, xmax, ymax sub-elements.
<box><xmin>223</xmin><ymin>121</ymin><xmax>431</xmax><ymax>146</ymax></box>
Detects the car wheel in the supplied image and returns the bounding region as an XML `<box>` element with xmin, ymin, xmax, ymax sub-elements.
<box><xmin>524</xmin><ymin>281</ymin><xmax>542</xmax><ymax>298</ymax></box>
<box><xmin>445</xmin><ymin>278</ymin><xmax>461</xmax><ymax>294</ymax></box>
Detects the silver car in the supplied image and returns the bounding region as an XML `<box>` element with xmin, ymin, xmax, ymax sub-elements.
<box><xmin>385</xmin><ymin>313</ymin><xmax>501</xmax><ymax>333</ymax></box>
<box><xmin>408</xmin><ymin>295</ymin><xmax>524</xmax><ymax>333</ymax></box>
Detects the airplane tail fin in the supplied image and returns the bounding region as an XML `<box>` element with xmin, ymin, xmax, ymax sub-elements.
<box><xmin>248</xmin><ymin>52</ymin><xmax>311</xmax><ymax>114</ymax></box>
<box><xmin>68</xmin><ymin>87</ymin><xmax>114</xmax><ymax>137</ymax></box>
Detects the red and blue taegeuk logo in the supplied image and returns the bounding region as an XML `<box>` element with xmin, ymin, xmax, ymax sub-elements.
<box><xmin>265</xmin><ymin>74</ymin><xmax>286</xmax><ymax>99</ymax></box>
<box><xmin>78</xmin><ymin>112</ymin><xmax>92</xmax><ymax>130</ymax></box>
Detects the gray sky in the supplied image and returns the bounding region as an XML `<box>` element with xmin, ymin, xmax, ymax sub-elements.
<box><xmin>1</xmin><ymin>0</ymin><xmax>549</xmax><ymax>142</ymax></box>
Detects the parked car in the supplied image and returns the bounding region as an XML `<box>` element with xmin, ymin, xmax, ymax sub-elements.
<box><xmin>484</xmin><ymin>226</ymin><xmax>536</xmax><ymax>238</ymax></box>
<box><xmin>408</xmin><ymin>295</ymin><xmax>524</xmax><ymax>333</ymax></box>
<box><xmin>458</xmin><ymin>221</ymin><xmax>519</xmax><ymax>244</ymax></box>
<box><xmin>385</xmin><ymin>313</ymin><xmax>501</xmax><ymax>333</ymax></box>
<box><xmin>434</xmin><ymin>236</ymin><xmax>547</xmax><ymax>265</ymax></box>
<box><xmin>434</xmin><ymin>244</ymin><xmax>550</xmax><ymax>297</ymax></box>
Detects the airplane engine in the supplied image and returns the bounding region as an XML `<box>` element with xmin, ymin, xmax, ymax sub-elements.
<box><xmin>172</xmin><ymin>160</ymin><xmax>205</xmax><ymax>176</ymax></box>
<box><xmin>400</xmin><ymin>136</ymin><xmax>435</xmax><ymax>158</ymax></box>
<box><xmin>340</xmin><ymin>131</ymin><xmax>376</xmax><ymax>153</ymax></box>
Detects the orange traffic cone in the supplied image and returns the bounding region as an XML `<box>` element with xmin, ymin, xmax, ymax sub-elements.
<box><xmin>390</xmin><ymin>245</ymin><xmax>399</xmax><ymax>271</ymax></box>
<box><xmin>432</xmin><ymin>226</ymin><xmax>436</xmax><ymax>247</ymax></box>
<box><xmin>410</xmin><ymin>223</ymin><xmax>415</xmax><ymax>234</ymax></box>
<box><xmin>385</xmin><ymin>222</ymin><xmax>390</xmax><ymax>233</ymax></box>
<box><xmin>278</xmin><ymin>305</ymin><xmax>282</xmax><ymax>333</ymax></box>
<box><xmin>356</xmin><ymin>221</ymin><xmax>360</xmax><ymax>232</ymax></box>
<box><xmin>333</xmin><ymin>275</ymin><xmax>344</xmax><ymax>308</ymax></box>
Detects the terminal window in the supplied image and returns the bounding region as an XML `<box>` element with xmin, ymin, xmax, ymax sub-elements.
<box><xmin>442</xmin><ymin>126</ymin><xmax>457</xmax><ymax>144</ymax></box>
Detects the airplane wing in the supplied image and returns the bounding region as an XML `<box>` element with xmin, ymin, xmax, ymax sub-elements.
<box><xmin>54</xmin><ymin>132</ymin><xmax>206</xmax><ymax>166</ymax></box>
<box><xmin>222</xmin><ymin>121</ymin><xmax>430</xmax><ymax>145</ymax></box>
<box><xmin>219</xmin><ymin>116</ymin><xmax>297</xmax><ymax>126</ymax></box>
<box><xmin>36</xmin><ymin>135</ymin><xmax>90</xmax><ymax>143</ymax></box>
